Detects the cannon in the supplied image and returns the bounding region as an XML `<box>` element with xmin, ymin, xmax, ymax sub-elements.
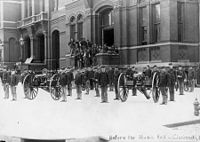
<box><xmin>22</xmin><ymin>70</ymin><xmax>63</xmax><ymax>101</ymax></box>
<box><xmin>117</xmin><ymin>71</ymin><xmax>160</xmax><ymax>102</ymax></box>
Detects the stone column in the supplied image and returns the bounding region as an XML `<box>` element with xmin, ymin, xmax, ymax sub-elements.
<box><xmin>32</xmin><ymin>0</ymin><xmax>35</xmax><ymax>16</ymax></box>
<box><xmin>30</xmin><ymin>35</ymin><xmax>34</xmax><ymax>59</ymax></box>
<box><xmin>21</xmin><ymin>0</ymin><xmax>25</xmax><ymax>19</ymax></box>
<box><xmin>43</xmin><ymin>31</ymin><xmax>48</xmax><ymax>64</ymax></box>
<box><xmin>83</xmin><ymin>8</ymin><xmax>92</xmax><ymax>41</ymax></box>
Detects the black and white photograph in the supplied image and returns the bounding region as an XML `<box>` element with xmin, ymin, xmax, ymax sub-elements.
<box><xmin>0</xmin><ymin>0</ymin><xmax>200</xmax><ymax>142</ymax></box>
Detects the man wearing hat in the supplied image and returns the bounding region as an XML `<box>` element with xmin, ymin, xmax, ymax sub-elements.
<box><xmin>94</xmin><ymin>67</ymin><xmax>100</xmax><ymax>97</ymax></box>
<box><xmin>59</xmin><ymin>68</ymin><xmax>68</xmax><ymax>102</ymax></box>
<box><xmin>113</xmin><ymin>66</ymin><xmax>121</xmax><ymax>100</ymax></box>
<box><xmin>2</xmin><ymin>67</ymin><xmax>10</xmax><ymax>99</ymax></box>
<box><xmin>75</xmin><ymin>69</ymin><xmax>83</xmax><ymax>99</ymax></box>
<box><xmin>66</xmin><ymin>67</ymin><xmax>74</xmax><ymax>97</ymax></box>
<box><xmin>187</xmin><ymin>66</ymin><xmax>195</xmax><ymax>92</ymax></box>
<box><xmin>177</xmin><ymin>66</ymin><xmax>185</xmax><ymax>95</ymax></box>
<box><xmin>159</xmin><ymin>67</ymin><xmax>168</xmax><ymax>105</ymax></box>
<box><xmin>167</xmin><ymin>63</ymin><xmax>176</xmax><ymax>101</ymax></box>
<box><xmin>10</xmin><ymin>68</ymin><xmax>19</xmax><ymax>101</ymax></box>
<box><xmin>108</xmin><ymin>66</ymin><xmax>114</xmax><ymax>91</ymax></box>
<box><xmin>99</xmin><ymin>66</ymin><xmax>109</xmax><ymax>103</ymax></box>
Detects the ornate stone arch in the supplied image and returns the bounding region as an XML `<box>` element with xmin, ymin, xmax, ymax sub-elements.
<box><xmin>93</xmin><ymin>0</ymin><xmax>114</xmax><ymax>13</ymax></box>
<box><xmin>67</xmin><ymin>13</ymin><xmax>76</xmax><ymax>24</ymax></box>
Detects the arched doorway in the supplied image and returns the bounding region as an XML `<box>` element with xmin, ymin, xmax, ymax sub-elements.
<box><xmin>97</xmin><ymin>7</ymin><xmax>114</xmax><ymax>46</ymax></box>
<box><xmin>52</xmin><ymin>30</ymin><xmax>60</xmax><ymax>70</ymax></box>
<box><xmin>36</xmin><ymin>33</ymin><xmax>45</xmax><ymax>63</ymax></box>
<box><xmin>24</xmin><ymin>36</ymin><xmax>31</xmax><ymax>62</ymax></box>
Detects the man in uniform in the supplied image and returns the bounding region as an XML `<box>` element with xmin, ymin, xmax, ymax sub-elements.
<box><xmin>10</xmin><ymin>68</ymin><xmax>19</xmax><ymax>101</ymax></box>
<box><xmin>188</xmin><ymin>66</ymin><xmax>195</xmax><ymax>92</ymax></box>
<box><xmin>159</xmin><ymin>67</ymin><xmax>168</xmax><ymax>105</ymax></box>
<box><xmin>66</xmin><ymin>67</ymin><xmax>74</xmax><ymax>97</ymax></box>
<box><xmin>94</xmin><ymin>67</ymin><xmax>100</xmax><ymax>97</ymax></box>
<box><xmin>84</xmin><ymin>68</ymin><xmax>90</xmax><ymax>95</ymax></box>
<box><xmin>167</xmin><ymin>63</ymin><xmax>176</xmax><ymax>101</ymax></box>
<box><xmin>108</xmin><ymin>67</ymin><xmax>114</xmax><ymax>91</ymax></box>
<box><xmin>2</xmin><ymin>67</ymin><xmax>10</xmax><ymax>99</ymax></box>
<box><xmin>125</xmin><ymin>66</ymin><xmax>136</xmax><ymax>96</ymax></box>
<box><xmin>99</xmin><ymin>66</ymin><xmax>109</xmax><ymax>103</ymax></box>
<box><xmin>59</xmin><ymin>68</ymin><xmax>67</xmax><ymax>102</ymax></box>
<box><xmin>143</xmin><ymin>65</ymin><xmax>152</xmax><ymax>79</ymax></box>
<box><xmin>113</xmin><ymin>67</ymin><xmax>121</xmax><ymax>100</ymax></box>
<box><xmin>177</xmin><ymin>66</ymin><xmax>185</xmax><ymax>95</ymax></box>
<box><xmin>75</xmin><ymin>69</ymin><xmax>83</xmax><ymax>100</ymax></box>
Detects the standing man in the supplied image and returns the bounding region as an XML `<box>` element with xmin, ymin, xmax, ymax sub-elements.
<box><xmin>177</xmin><ymin>66</ymin><xmax>185</xmax><ymax>95</ymax></box>
<box><xmin>2</xmin><ymin>67</ymin><xmax>10</xmax><ymax>99</ymax></box>
<box><xmin>94</xmin><ymin>67</ymin><xmax>100</xmax><ymax>97</ymax></box>
<box><xmin>188</xmin><ymin>67</ymin><xmax>195</xmax><ymax>92</ymax></box>
<box><xmin>75</xmin><ymin>69</ymin><xmax>83</xmax><ymax>100</ymax></box>
<box><xmin>167</xmin><ymin>64</ymin><xmax>176</xmax><ymax>101</ymax></box>
<box><xmin>99</xmin><ymin>66</ymin><xmax>109</xmax><ymax>103</ymax></box>
<box><xmin>59</xmin><ymin>68</ymin><xmax>67</xmax><ymax>102</ymax></box>
<box><xmin>113</xmin><ymin>67</ymin><xmax>120</xmax><ymax>100</ymax></box>
<box><xmin>10</xmin><ymin>68</ymin><xmax>19</xmax><ymax>101</ymax></box>
<box><xmin>108</xmin><ymin>67</ymin><xmax>114</xmax><ymax>91</ymax></box>
<box><xmin>125</xmin><ymin>66</ymin><xmax>136</xmax><ymax>96</ymax></box>
<box><xmin>159</xmin><ymin>67</ymin><xmax>168</xmax><ymax>105</ymax></box>
<box><xmin>66</xmin><ymin>67</ymin><xmax>74</xmax><ymax>97</ymax></box>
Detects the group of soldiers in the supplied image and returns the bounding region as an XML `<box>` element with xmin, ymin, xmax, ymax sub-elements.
<box><xmin>0</xmin><ymin>67</ymin><xmax>20</xmax><ymax>101</ymax></box>
<box><xmin>71</xmin><ymin>63</ymin><xmax>195</xmax><ymax>104</ymax></box>
<box><xmin>0</xmin><ymin>63</ymin><xmax>196</xmax><ymax>104</ymax></box>
<box><xmin>68</xmin><ymin>38</ymin><xmax>118</xmax><ymax>69</ymax></box>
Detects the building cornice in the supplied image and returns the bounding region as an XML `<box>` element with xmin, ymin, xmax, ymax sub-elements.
<box><xmin>51</xmin><ymin>15</ymin><xmax>66</xmax><ymax>25</ymax></box>
<box><xmin>2</xmin><ymin>0</ymin><xmax>21</xmax><ymax>4</ymax></box>
<box><xmin>119</xmin><ymin>42</ymin><xmax>199</xmax><ymax>50</ymax></box>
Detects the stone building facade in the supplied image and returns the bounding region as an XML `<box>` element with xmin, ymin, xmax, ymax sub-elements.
<box><xmin>0</xmin><ymin>0</ymin><xmax>200</xmax><ymax>69</ymax></box>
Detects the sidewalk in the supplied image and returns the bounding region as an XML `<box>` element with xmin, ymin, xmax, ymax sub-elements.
<box><xmin>0</xmin><ymin>83</ymin><xmax>199</xmax><ymax>140</ymax></box>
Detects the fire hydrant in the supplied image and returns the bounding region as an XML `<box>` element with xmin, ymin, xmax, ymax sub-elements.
<box><xmin>194</xmin><ymin>98</ymin><xmax>200</xmax><ymax>116</ymax></box>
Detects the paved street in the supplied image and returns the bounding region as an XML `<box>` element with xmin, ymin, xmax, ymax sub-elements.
<box><xmin>0</xmin><ymin>83</ymin><xmax>199</xmax><ymax>140</ymax></box>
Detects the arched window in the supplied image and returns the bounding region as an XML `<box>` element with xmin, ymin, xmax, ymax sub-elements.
<box><xmin>77</xmin><ymin>14</ymin><xmax>83</xmax><ymax>41</ymax></box>
<box><xmin>70</xmin><ymin>16</ymin><xmax>76</xmax><ymax>40</ymax></box>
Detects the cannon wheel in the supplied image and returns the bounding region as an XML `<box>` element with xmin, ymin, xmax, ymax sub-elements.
<box><xmin>151</xmin><ymin>72</ymin><xmax>160</xmax><ymax>103</ymax></box>
<box><xmin>117</xmin><ymin>73</ymin><xmax>129</xmax><ymax>102</ymax></box>
<box><xmin>49</xmin><ymin>74</ymin><xmax>62</xmax><ymax>101</ymax></box>
<box><xmin>23</xmin><ymin>74</ymin><xmax>38</xmax><ymax>100</ymax></box>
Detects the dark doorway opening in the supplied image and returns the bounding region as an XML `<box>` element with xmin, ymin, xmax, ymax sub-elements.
<box><xmin>24</xmin><ymin>36</ymin><xmax>31</xmax><ymax>62</ymax></box>
<box><xmin>52</xmin><ymin>30</ymin><xmax>60</xmax><ymax>70</ymax></box>
<box><xmin>36</xmin><ymin>34</ymin><xmax>45</xmax><ymax>63</ymax></box>
<box><xmin>103</xmin><ymin>28</ymin><xmax>114</xmax><ymax>47</ymax></box>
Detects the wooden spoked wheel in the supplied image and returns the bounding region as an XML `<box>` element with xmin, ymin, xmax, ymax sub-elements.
<box><xmin>49</xmin><ymin>74</ymin><xmax>62</xmax><ymax>101</ymax></box>
<box><xmin>117</xmin><ymin>73</ymin><xmax>129</xmax><ymax>102</ymax></box>
<box><xmin>151</xmin><ymin>72</ymin><xmax>160</xmax><ymax>103</ymax></box>
<box><xmin>23</xmin><ymin>74</ymin><xmax>38</xmax><ymax>100</ymax></box>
